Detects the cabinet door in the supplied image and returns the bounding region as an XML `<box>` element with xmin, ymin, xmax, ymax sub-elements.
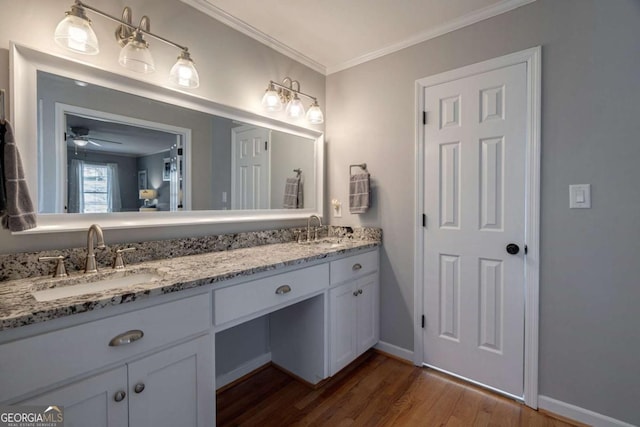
<box><xmin>355</xmin><ymin>273</ymin><xmax>380</xmax><ymax>355</ymax></box>
<box><xmin>128</xmin><ymin>335</ymin><xmax>214</xmax><ymax>427</ymax></box>
<box><xmin>329</xmin><ymin>282</ymin><xmax>357</xmax><ymax>376</ymax></box>
<box><xmin>19</xmin><ymin>367</ymin><xmax>128</xmax><ymax>427</ymax></box>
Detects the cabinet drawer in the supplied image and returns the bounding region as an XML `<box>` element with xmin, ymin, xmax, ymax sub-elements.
<box><xmin>214</xmin><ymin>264</ymin><xmax>328</xmax><ymax>326</ymax></box>
<box><xmin>330</xmin><ymin>250</ymin><xmax>378</xmax><ymax>285</ymax></box>
<box><xmin>0</xmin><ymin>294</ymin><xmax>210</xmax><ymax>403</ymax></box>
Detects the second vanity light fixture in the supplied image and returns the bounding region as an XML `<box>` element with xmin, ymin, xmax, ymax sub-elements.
<box><xmin>261</xmin><ymin>78</ymin><xmax>324</xmax><ymax>124</ymax></box>
<box><xmin>54</xmin><ymin>1</ymin><xmax>200</xmax><ymax>88</ymax></box>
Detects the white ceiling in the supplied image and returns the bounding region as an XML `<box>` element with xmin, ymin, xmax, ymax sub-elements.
<box><xmin>181</xmin><ymin>0</ymin><xmax>535</xmax><ymax>74</ymax></box>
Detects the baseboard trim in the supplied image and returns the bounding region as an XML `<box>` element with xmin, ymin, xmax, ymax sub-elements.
<box><xmin>216</xmin><ymin>352</ymin><xmax>272</xmax><ymax>390</ymax></box>
<box><xmin>538</xmin><ymin>395</ymin><xmax>636</xmax><ymax>427</ymax></box>
<box><xmin>374</xmin><ymin>341</ymin><xmax>414</xmax><ymax>364</ymax></box>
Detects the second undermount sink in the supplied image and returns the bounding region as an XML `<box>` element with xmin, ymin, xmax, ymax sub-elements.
<box><xmin>300</xmin><ymin>238</ymin><xmax>347</xmax><ymax>249</ymax></box>
<box><xmin>31</xmin><ymin>270</ymin><xmax>162</xmax><ymax>302</ymax></box>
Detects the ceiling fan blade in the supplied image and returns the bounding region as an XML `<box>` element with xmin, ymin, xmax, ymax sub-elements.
<box><xmin>87</xmin><ymin>137</ymin><xmax>123</xmax><ymax>145</ymax></box>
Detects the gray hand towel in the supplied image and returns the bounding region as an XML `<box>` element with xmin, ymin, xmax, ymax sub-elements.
<box><xmin>1</xmin><ymin>121</ymin><xmax>37</xmax><ymax>231</ymax></box>
<box><xmin>349</xmin><ymin>172</ymin><xmax>370</xmax><ymax>214</ymax></box>
<box><xmin>283</xmin><ymin>177</ymin><xmax>302</xmax><ymax>209</ymax></box>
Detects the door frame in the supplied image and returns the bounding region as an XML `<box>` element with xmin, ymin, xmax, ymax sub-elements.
<box><xmin>413</xmin><ymin>46</ymin><xmax>541</xmax><ymax>408</ymax></box>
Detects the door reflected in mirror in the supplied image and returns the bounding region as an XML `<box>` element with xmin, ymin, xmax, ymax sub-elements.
<box><xmin>37</xmin><ymin>71</ymin><xmax>316</xmax><ymax>214</ymax></box>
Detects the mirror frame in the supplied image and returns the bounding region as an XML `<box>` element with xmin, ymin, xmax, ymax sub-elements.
<box><xmin>10</xmin><ymin>42</ymin><xmax>324</xmax><ymax>234</ymax></box>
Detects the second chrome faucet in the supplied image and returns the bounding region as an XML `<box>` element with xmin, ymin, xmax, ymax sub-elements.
<box><xmin>85</xmin><ymin>224</ymin><xmax>105</xmax><ymax>273</ymax></box>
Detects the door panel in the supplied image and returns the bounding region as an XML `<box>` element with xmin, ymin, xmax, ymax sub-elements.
<box><xmin>232</xmin><ymin>126</ymin><xmax>270</xmax><ymax>209</ymax></box>
<box><xmin>355</xmin><ymin>274</ymin><xmax>379</xmax><ymax>354</ymax></box>
<box><xmin>128</xmin><ymin>335</ymin><xmax>213</xmax><ymax>427</ymax></box>
<box><xmin>423</xmin><ymin>62</ymin><xmax>527</xmax><ymax>397</ymax></box>
<box><xmin>20</xmin><ymin>367</ymin><xmax>127</xmax><ymax>427</ymax></box>
<box><xmin>330</xmin><ymin>282</ymin><xmax>357</xmax><ymax>375</ymax></box>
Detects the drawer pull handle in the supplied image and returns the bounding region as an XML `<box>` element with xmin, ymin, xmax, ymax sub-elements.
<box><xmin>134</xmin><ymin>383</ymin><xmax>145</xmax><ymax>394</ymax></box>
<box><xmin>114</xmin><ymin>391</ymin><xmax>126</xmax><ymax>402</ymax></box>
<box><xmin>109</xmin><ymin>329</ymin><xmax>144</xmax><ymax>347</ymax></box>
<box><xmin>352</xmin><ymin>263</ymin><xmax>362</xmax><ymax>271</ymax></box>
<box><xmin>275</xmin><ymin>285</ymin><xmax>292</xmax><ymax>295</ymax></box>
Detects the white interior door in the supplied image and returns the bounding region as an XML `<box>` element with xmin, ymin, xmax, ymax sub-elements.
<box><xmin>423</xmin><ymin>62</ymin><xmax>527</xmax><ymax>397</ymax></box>
<box><xmin>231</xmin><ymin>126</ymin><xmax>270</xmax><ymax>209</ymax></box>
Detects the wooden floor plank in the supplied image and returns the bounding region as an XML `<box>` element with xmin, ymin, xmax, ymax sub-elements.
<box><xmin>216</xmin><ymin>352</ymin><xmax>580</xmax><ymax>427</ymax></box>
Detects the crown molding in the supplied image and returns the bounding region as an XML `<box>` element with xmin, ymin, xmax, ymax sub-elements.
<box><xmin>179</xmin><ymin>0</ymin><xmax>327</xmax><ymax>75</ymax></box>
<box><xmin>180</xmin><ymin>0</ymin><xmax>536</xmax><ymax>76</ymax></box>
<box><xmin>327</xmin><ymin>0</ymin><xmax>536</xmax><ymax>74</ymax></box>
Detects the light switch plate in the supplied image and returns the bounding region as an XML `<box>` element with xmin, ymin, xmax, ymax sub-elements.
<box><xmin>570</xmin><ymin>184</ymin><xmax>591</xmax><ymax>208</ymax></box>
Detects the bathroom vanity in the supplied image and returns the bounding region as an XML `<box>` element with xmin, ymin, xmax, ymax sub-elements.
<box><xmin>0</xmin><ymin>41</ymin><xmax>378</xmax><ymax>426</ymax></box>
<box><xmin>0</xmin><ymin>237</ymin><xmax>380</xmax><ymax>426</ymax></box>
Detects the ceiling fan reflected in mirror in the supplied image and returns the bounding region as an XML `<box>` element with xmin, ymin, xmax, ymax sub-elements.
<box><xmin>67</xmin><ymin>126</ymin><xmax>123</xmax><ymax>147</ymax></box>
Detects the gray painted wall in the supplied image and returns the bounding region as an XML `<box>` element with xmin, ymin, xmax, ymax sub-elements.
<box><xmin>210</xmin><ymin>116</ymin><xmax>234</xmax><ymax>210</ymax></box>
<box><xmin>326</xmin><ymin>0</ymin><xmax>639</xmax><ymax>424</ymax></box>
<box><xmin>270</xmin><ymin>132</ymin><xmax>316</xmax><ymax>209</ymax></box>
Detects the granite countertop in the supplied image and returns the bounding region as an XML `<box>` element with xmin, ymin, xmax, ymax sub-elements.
<box><xmin>0</xmin><ymin>238</ymin><xmax>380</xmax><ymax>331</ymax></box>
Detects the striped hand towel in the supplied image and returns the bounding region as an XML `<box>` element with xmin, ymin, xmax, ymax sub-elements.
<box><xmin>349</xmin><ymin>172</ymin><xmax>370</xmax><ymax>214</ymax></box>
<box><xmin>1</xmin><ymin>121</ymin><xmax>37</xmax><ymax>231</ymax></box>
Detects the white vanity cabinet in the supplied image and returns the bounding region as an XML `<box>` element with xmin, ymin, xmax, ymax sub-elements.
<box><xmin>19</xmin><ymin>336</ymin><xmax>211</xmax><ymax>427</ymax></box>
<box><xmin>2</xmin><ymin>294</ymin><xmax>214</xmax><ymax>427</ymax></box>
<box><xmin>329</xmin><ymin>250</ymin><xmax>380</xmax><ymax>376</ymax></box>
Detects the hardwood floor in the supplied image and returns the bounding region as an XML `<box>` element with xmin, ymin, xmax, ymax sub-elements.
<box><xmin>217</xmin><ymin>351</ymin><xmax>578</xmax><ymax>426</ymax></box>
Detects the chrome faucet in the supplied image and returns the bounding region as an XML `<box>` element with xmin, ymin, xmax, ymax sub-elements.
<box><xmin>85</xmin><ymin>224</ymin><xmax>106</xmax><ymax>273</ymax></box>
<box><xmin>307</xmin><ymin>215</ymin><xmax>322</xmax><ymax>242</ymax></box>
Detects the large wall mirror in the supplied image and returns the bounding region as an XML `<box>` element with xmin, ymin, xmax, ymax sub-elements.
<box><xmin>11</xmin><ymin>43</ymin><xmax>324</xmax><ymax>233</ymax></box>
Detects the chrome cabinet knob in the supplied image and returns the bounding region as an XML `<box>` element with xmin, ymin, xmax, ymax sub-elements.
<box><xmin>114</xmin><ymin>391</ymin><xmax>126</xmax><ymax>402</ymax></box>
<box><xmin>134</xmin><ymin>383</ymin><xmax>145</xmax><ymax>394</ymax></box>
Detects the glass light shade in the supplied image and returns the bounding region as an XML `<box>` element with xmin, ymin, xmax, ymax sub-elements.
<box><xmin>285</xmin><ymin>95</ymin><xmax>305</xmax><ymax>119</ymax></box>
<box><xmin>261</xmin><ymin>84</ymin><xmax>283</xmax><ymax>112</ymax></box>
<box><xmin>119</xmin><ymin>32</ymin><xmax>155</xmax><ymax>74</ymax></box>
<box><xmin>306</xmin><ymin>102</ymin><xmax>324</xmax><ymax>124</ymax></box>
<box><xmin>169</xmin><ymin>53</ymin><xmax>200</xmax><ymax>88</ymax></box>
<box><xmin>54</xmin><ymin>13</ymin><xmax>99</xmax><ymax>55</ymax></box>
<box><xmin>73</xmin><ymin>138</ymin><xmax>88</xmax><ymax>147</ymax></box>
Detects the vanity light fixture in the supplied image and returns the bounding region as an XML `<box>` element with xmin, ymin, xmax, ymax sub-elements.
<box><xmin>261</xmin><ymin>77</ymin><xmax>324</xmax><ymax>124</ymax></box>
<box><xmin>54</xmin><ymin>1</ymin><xmax>200</xmax><ymax>88</ymax></box>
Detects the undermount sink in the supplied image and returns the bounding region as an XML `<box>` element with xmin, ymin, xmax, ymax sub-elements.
<box><xmin>31</xmin><ymin>270</ymin><xmax>162</xmax><ymax>302</ymax></box>
<box><xmin>300</xmin><ymin>238</ymin><xmax>347</xmax><ymax>249</ymax></box>
<box><xmin>314</xmin><ymin>242</ymin><xmax>342</xmax><ymax>249</ymax></box>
